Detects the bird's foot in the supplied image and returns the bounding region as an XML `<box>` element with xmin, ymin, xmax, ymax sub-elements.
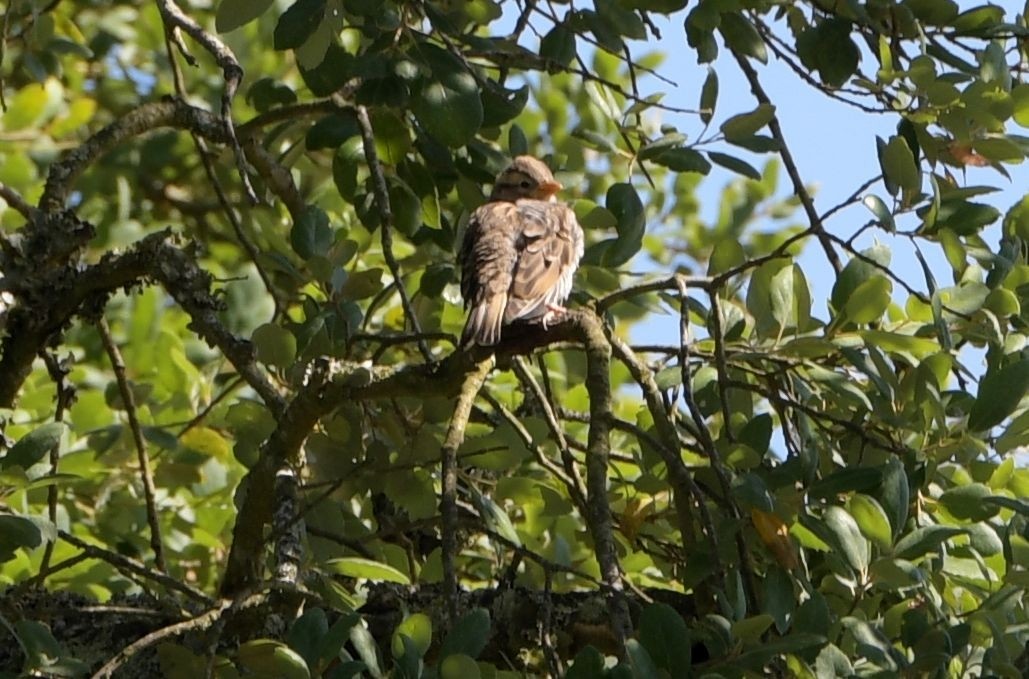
<box><xmin>540</xmin><ymin>304</ymin><xmax>568</xmax><ymax>330</ymax></box>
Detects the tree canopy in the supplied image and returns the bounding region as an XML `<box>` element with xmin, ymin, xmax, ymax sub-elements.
<box><xmin>1</xmin><ymin>0</ymin><xmax>1029</xmax><ymax>676</ymax></box>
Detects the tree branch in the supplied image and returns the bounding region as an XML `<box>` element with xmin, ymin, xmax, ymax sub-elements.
<box><xmin>577</xmin><ymin>312</ymin><xmax>631</xmax><ymax>654</ymax></box>
<box><xmin>441</xmin><ymin>356</ymin><xmax>494</xmax><ymax>621</ymax></box>
<box><xmin>97</xmin><ymin>318</ymin><xmax>167</xmax><ymax>574</ymax></box>
<box><xmin>356</xmin><ymin>105</ymin><xmax>433</xmax><ymax>363</ymax></box>
<box><xmin>730</xmin><ymin>50</ymin><xmax>843</xmax><ymax>274</ymax></box>
<box><xmin>154</xmin><ymin>0</ymin><xmax>257</xmax><ymax>203</ymax></box>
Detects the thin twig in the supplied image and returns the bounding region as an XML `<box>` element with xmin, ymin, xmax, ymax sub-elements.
<box><xmin>177</xmin><ymin>377</ymin><xmax>245</xmax><ymax>436</ymax></box>
<box><xmin>56</xmin><ymin>528</ymin><xmax>210</xmax><ymax>604</ymax></box>
<box><xmin>0</xmin><ymin>182</ymin><xmax>34</xmax><ymax>218</ymax></box>
<box><xmin>97</xmin><ymin>317</ymin><xmax>167</xmax><ymax>573</ymax></box>
<box><xmin>820</xmin><ymin>175</ymin><xmax>883</xmax><ymax>222</ymax></box>
<box><xmin>161</xmin><ymin>30</ymin><xmax>284</xmax><ymax>319</ymax></box>
<box><xmin>90</xmin><ymin>594</ymin><xmax>264</xmax><ymax>679</ymax></box>
<box><xmin>355</xmin><ymin>105</ymin><xmax>433</xmax><ymax>363</ymax></box>
<box><xmin>731</xmin><ymin>50</ymin><xmax>843</xmax><ymax>274</ymax></box>
<box><xmin>706</xmin><ymin>292</ymin><xmax>736</xmax><ymax>443</ymax></box>
<box><xmin>154</xmin><ymin>0</ymin><xmax>258</xmax><ymax>203</ymax></box>
<box><xmin>511</xmin><ymin>357</ymin><xmax>588</xmax><ymax>508</ymax></box>
<box><xmin>35</xmin><ymin>352</ymin><xmax>74</xmax><ymax>584</ymax></box>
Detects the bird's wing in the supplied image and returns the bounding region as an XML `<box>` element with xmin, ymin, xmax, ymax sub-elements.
<box><xmin>459</xmin><ymin>202</ymin><xmax>522</xmax><ymax>345</ymax></box>
<box><xmin>505</xmin><ymin>199</ymin><xmax>584</xmax><ymax>322</ymax></box>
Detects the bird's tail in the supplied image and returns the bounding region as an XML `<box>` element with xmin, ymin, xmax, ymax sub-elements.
<box><xmin>461</xmin><ymin>294</ymin><xmax>506</xmax><ymax>347</ymax></box>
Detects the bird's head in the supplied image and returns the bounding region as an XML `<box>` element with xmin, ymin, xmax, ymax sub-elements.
<box><xmin>489</xmin><ymin>155</ymin><xmax>563</xmax><ymax>202</ymax></box>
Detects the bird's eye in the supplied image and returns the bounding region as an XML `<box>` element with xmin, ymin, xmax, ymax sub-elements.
<box><xmin>519</xmin><ymin>180</ymin><xmax>531</xmax><ymax>189</ymax></box>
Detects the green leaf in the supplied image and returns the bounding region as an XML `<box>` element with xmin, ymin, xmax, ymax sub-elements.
<box><xmin>316</xmin><ymin>613</ymin><xmax>360</xmax><ymax>670</ymax></box>
<box><xmin>274</xmin><ymin>0</ymin><xmax>326</xmax><ymax>50</ymax></box>
<box><xmin>324</xmin><ymin>557</ymin><xmax>411</xmax><ymax>584</ymax></box>
<box><xmin>939</xmin><ymin>483</ymin><xmax>998</xmax><ymax>521</ymax></box>
<box><xmin>299</xmin><ymin>43</ymin><xmax>354</xmax><ymax>96</ymax></box>
<box><xmin>438</xmin><ymin>654</ymin><xmax>479</xmax><ymax>679</ymax></box>
<box><xmin>951</xmin><ymin>4</ymin><xmax>1004</xmax><ymax>35</ymax></box>
<box><xmin>869</xmin><ymin>557</ymin><xmax>924</xmax><ymax>588</ymax></box>
<box><xmin>830</xmin><ymin>244</ymin><xmax>891</xmax><ymax>312</ymax></box>
<box><xmin>686</xmin><ymin>6</ymin><xmax>720</xmax><ymax>64</ymax></box>
<box><xmin>2</xmin><ymin>422</ymin><xmax>65</xmax><ymax>470</ymax></box>
<box><xmin>389</xmin><ymin>179</ymin><xmax>423</xmax><ymax>236</ymax></box>
<box><xmin>719</xmin><ymin>12</ymin><xmax>767</xmax><ymax>64</ymax></box>
<box><xmin>708</xmin><ymin>151</ymin><xmax>761</xmax><ymax>179</ymax></box>
<box><xmin>625</xmin><ymin>639</ymin><xmax>660</xmax><ymax>679</ymax></box>
<box><xmin>412</xmin><ymin>47</ymin><xmax>483</xmax><ymax>148</ymax></box>
<box><xmin>880</xmin><ymin>135</ymin><xmax>920</xmax><ymax>194</ymax></box>
<box><xmin>602</xmin><ymin>182</ymin><xmax>646</xmax><ymax>267</ymax></box>
<box><xmin>237</xmin><ymin>640</ymin><xmax>311</xmax><ymax>679</ymax></box>
<box><xmin>823</xmin><ymin>506</ymin><xmax>869</xmax><ymax>573</ymax></box>
<box><xmin>849</xmin><ymin>494</ymin><xmax>893</xmax><ymax>550</ymax></box>
<box><xmin>720</xmin><ymin>103</ymin><xmax>775</xmax><ymax>140</ymax></box>
<box><xmin>216</xmin><ymin>0</ymin><xmax>276</xmax><ymax>32</ymax></box>
<box><xmin>878</xmin><ymin>457</ymin><xmax>909</xmax><ymax>538</ymax></box>
<box><xmin>622</xmin><ymin>0</ymin><xmax>688</xmax><ymax>11</ymax></box>
<box><xmin>769</xmin><ymin>264</ymin><xmax>811</xmax><ymax>332</ymax></box>
<box><xmin>930</xmin><ymin>200</ymin><xmax>1000</xmax><ymax>236</ymax></box>
<box><xmin>638</xmin><ymin>604</ymin><xmax>690</xmax><ymax>674</ymax></box>
<box><xmin>439</xmin><ymin>608</ymin><xmax>490</xmax><ymax>660</ymax></box>
<box><xmin>392</xmin><ymin>634</ymin><xmax>422</xmax><ymax>679</ymax></box>
<box><xmin>708</xmin><ymin>238</ymin><xmax>745</xmax><ymax>276</ymax></box>
<box><xmin>252</xmin><ymin>323</ymin><xmax>297</xmax><ymax>367</ymax></box>
<box><xmin>862</xmin><ymin>194</ymin><xmax>896</xmax><ymax>232</ymax></box>
<box><xmin>762</xmin><ymin>566</ymin><xmax>795</xmax><ymax>634</ymax></box>
<box><xmin>0</xmin><ymin>515</ymin><xmax>43</xmax><ymax>560</ymax></box>
<box><xmin>968</xmin><ymin>359</ymin><xmax>1029</xmax><ymax>431</ymax></box>
<box><xmin>392</xmin><ymin>613</ymin><xmax>432</xmax><ymax>658</ymax></box>
<box><xmin>471</xmin><ymin>490</ymin><xmax>521</xmax><ymax>546</ymax></box>
<box><xmin>809</xmin><ymin>467</ymin><xmax>883</xmax><ymax>499</ymax></box>
<box><xmin>349</xmin><ymin>624</ymin><xmax>384</xmax><ymax>678</ymax></box>
<box><xmin>368</xmin><ymin>109</ymin><xmax>410</xmax><ymax>165</ymax></box>
<box><xmin>843</xmin><ymin>276</ymin><xmax>892</xmax><ymax>324</ymax></box>
<box><xmin>14</xmin><ymin>619</ymin><xmax>66</xmax><ymax>670</ymax></box>
<box><xmin>652</xmin><ymin>147</ymin><xmax>711</xmax><ymax>174</ymax></box>
<box><xmin>904</xmin><ymin>0</ymin><xmax>958</xmax><ymax>25</ymax></box>
<box><xmin>307</xmin><ymin>110</ymin><xmax>360</xmax><ymax>150</ymax></box>
<box><xmin>1012</xmin><ymin>84</ymin><xmax>1029</xmax><ymax>128</ymax></box>
<box><xmin>291</xmin><ymin>205</ymin><xmax>334</xmax><ymax>259</ymax></box>
<box><xmin>797</xmin><ymin>19</ymin><xmax>859</xmax><ymax>87</ymax></box>
<box><xmin>539</xmin><ymin>24</ymin><xmax>576</xmax><ymax>66</ymax></box>
<box><xmin>480</xmin><ymin>81</ymin><xmax>528</xmax><ymax>127</ymax></box>
<box><xmin>699</xmin><ymin>67</ymin><xmax>718</xmax><ymax>124</ymax></box>
<box><xmin>893</xmin><ymin>525</ymin><xmax>965</xmax><ymax>560</ymax></box>
<box><xmin>566</xmin><ymin>646</ymin><xmax>605</xmax><ymax>678</ymax></box>
<box><xmin>508</xmin><ymin>124</ymin><xmax>528</xmax><ymax>156</ymax></box>
<box><xmin>286</xmin><ymin>608</ymin><xmax>328</xmax><ymax>669</ymax></box>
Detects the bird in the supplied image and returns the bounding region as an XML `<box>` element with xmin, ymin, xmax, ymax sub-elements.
<box><xmin>459</xmin><ymin>156</ymin><xmax>584</xmax><ymax>346</ymax></box>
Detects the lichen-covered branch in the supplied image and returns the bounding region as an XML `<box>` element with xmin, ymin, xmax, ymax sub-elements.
<box><xmin>577</xmin><ymin>312</ymin><xmax>631</xmax><ymax>653</ymax></box>
<box><xmin>0</xmin><ymin>230</ymin><xmax>283</xmax><ymax>413</ymax></box>
<box><xmin>39</xmin><ymin>100</ymin><xmax>228</xmax><ymax>213</ymax></box>
<box><xmin>155</xmin><ymin>0</ymin><xmax>257</xmax><ymax>203</ymax></box>
<box><xmin>440</xmin><ymin>356</ymin><xmax>494</xmax><ymax>621</ymax></box>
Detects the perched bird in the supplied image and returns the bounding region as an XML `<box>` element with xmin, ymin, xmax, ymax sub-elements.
<box><xmin>459</xmin><ymin>156</ymin><xmax>584</xmax><ymax>346</ymax></box>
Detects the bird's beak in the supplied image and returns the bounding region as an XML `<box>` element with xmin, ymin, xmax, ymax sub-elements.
<box><xmin>538</xmin><ymin>180</ymin><xmax>562</xmax><ymax>197</ymax></box>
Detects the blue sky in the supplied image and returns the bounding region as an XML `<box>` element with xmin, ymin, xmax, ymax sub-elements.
<box><xmin>636</xmin><ymin>1</ymin><xmax>1029</xmax><ymax>331</ymax></box>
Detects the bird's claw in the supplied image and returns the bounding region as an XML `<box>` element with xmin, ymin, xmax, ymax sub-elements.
<box><xmin>540</xmin><ymin>304</ymin><xmax>568</xmax><ymax>330</ymax></box>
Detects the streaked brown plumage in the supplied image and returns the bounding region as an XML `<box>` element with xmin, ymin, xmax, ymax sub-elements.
<box><xmin>459</xmin><ymin>156</ymin><xmax>584</xmax><ymax>346</ymax></box>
